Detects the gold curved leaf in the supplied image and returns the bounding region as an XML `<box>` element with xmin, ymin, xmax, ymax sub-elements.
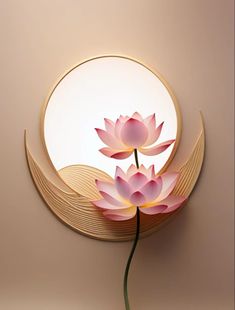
<box><xmin>172</xmin><ymin>113</ymin><xmax>205</xmax><ymax>197</ymax></box>
<box><xmin>59</xmin><ymin>165</ymin><xmax>112</xmax><ymax>200</ymax></box>
<box><xmin>24</xmin><ymin>115</ymin><xmax>205</xmax><ymax>241</ymax></box>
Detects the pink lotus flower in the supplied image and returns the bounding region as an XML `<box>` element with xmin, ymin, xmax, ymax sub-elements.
<box><xmin>93</xmin><ymin>165</ymin><xmax>186</xmax><ymax>221</ymax></box>
<box><xmin>95</xmin><ymin>112</ymin><xmax>175</xmax><ymax>159</ymax></box>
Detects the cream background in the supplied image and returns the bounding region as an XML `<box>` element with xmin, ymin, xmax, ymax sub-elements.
<box><xmin>0</xmin><ymin>1</ymin><xmax>234</xmax><ymax>309</ymax></box>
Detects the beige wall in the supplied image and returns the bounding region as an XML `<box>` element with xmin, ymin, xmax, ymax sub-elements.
<box><xmin>0</xmin><ymin>0</ymin><xmax>234</xmax><ymax>309</ymax></box>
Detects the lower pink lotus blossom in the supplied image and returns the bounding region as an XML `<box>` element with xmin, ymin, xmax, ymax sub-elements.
<box><xmin>93</xmin><ymin>165</ymin><xmax>186</xmax><ymax>221</ymax></box>
<box><xmin>95</xmin><ymin>112</ymin><xmax>175</xmax><ymax>159</ymax></box>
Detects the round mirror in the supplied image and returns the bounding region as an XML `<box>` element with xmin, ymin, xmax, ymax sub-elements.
<box><xmin>43</xmin><ymin>56</ymin><xmax>180</xmax><ymax>183</ymax></box>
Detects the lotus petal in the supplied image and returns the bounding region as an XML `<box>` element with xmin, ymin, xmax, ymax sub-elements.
<box><xmin>95</xmin><ymin>128</ymin><xmax>122</xmax><ymax>148</ymax></box>
<box><xmin>104</xmin><ymin>118</ymin><xmax>115</xmax><ymax>135</ymax></box>
<box><xmin>99</xmin><ymin>147</ymin><xmax>133</xmax><ymax>159</ymax></box>
<box><xmin>115</xmin><ymin>166</ymin><xmax>127</xmax><ymax>180</ymax></box>
<box><xmin>132</xmin><ymin>112</ymin><xmax>143</xmax><ymax>121</ymax></box>
<box><xmin>95</xmin><ymin>180</ymin><xmax>119</xmax><ymax>199</ymax></box>
<box><xmin>103</xmin><ymin>206</ymin><xmax>136</xmax><ymax>221</ymax></box>
<box><xmin>129</xmin><ymin>172</ymin><xmax>148</xmax><ymax>189</ymax></box>
<box><xmin>99</xmin><ymin>191</ymin><xmax>124</xmax><ymax>207</ymax></box>
<box><xmin>144</xmin><ymin>122</ymin><xmax>164</xmax><ymax>147</ymax></box>
<box><xmin>121</xmin><ymin>118</ymin><xmax>148</xmax><ymax>148</ymax></box>
<box><xmin>126</xmin><ymin>164</ymin><xmax>138</xmax><ymax>178</ymax></box>
<box><xmin>114</xmin><ymin>118</ymin><xmax>123</xmax><ymax>140</ymax></box>
<box><xmin>115</xmin><ymin>176</ymin><xmax>132</xmax><ymax>199</ymax></box>
<box><xmin>130</xmin><ymin>191</ymin><xmax>146</xmax><ymax>206</ymax></box>
<box><xmin>139</xmin><ymin>139</ymin><xmax>175</xmax><ymax>156</ymax></box>
<box><xmin>161</xmin><ymin>195</ymin><xmax>187</xmax><ymax>213</ymax></box>
<box><xmin>140</xmin><ymin>178</ymin><xmax>162</xmax><ymax>201</ymax></box>
<box><xmin>157</xmin><ymin>172</ymin><xmax>179</xmax><ymax>201</ymax></box>
<box><xmin>111</xmin><ymin>151</ymin><xmax>133</xmax><ymax>159</ymax></box>
<box><xmin>139</xmin><ymin>164</ymin><xmax>155</xmax><ymax>178</ymax></box>
<box><xmin>139</xmin><ymin>204</ymin><xmax>167</xmax><ymax>215</ymax></box>
<box><xmin>93</xmin><ymin>199</ymin><xmax>127</xmax><ymax>210</ymax></box>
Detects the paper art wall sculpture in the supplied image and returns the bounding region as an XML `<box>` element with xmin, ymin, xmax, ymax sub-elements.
<box><xmin>25</xmin><ymin>56</ymin><xmax>205</xmax><ymax>309</ymax></box>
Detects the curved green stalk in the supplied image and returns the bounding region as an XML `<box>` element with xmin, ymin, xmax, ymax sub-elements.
<box><xmin>123</xmin><ymin>149</ymin><xmax>140</xmax><ymax>310</ymax></box>
<box><xmin>134</xmin><ymin>148</ymin><xmax>140</xmax><ymax>169</ymax></box>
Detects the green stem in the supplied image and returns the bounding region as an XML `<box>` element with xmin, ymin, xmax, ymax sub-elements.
<box><xmin>123</xmin><ymin>149</ymin><xmax>140</xmax><ymax>310</ymax></box>
<box><xmin>134</xmin><ymin>148</ymin><xmax>140</xmax><ymax>169</ymax></box>
<box><xmin>123</xmin><ymin>209</ymin><xmax>140</xmax><ymax>310</ymax></box>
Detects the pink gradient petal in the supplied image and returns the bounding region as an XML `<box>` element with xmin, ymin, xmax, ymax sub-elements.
<box><xmin>132</xmin><ymin>112</ymin><xmax>143</xmax><ymax>121</ymax></box>
<box><xmin>104</xmin><ymin>118</ymin><xmax>115</xmax><ymax>135</ymax></box>
<box><xmin>154</xmin><ymin>121</ymin><xmax>164</xmax><ymax>141</ymax></box>
<box><xmin>93</xmin><ymin>199</ymin><xmax>126</xmax><ymax>210</ymax></box>
<box><xmin>99</xmin><ymin>148</ymin><xmax>132</xmax><ymax>159</ymax></box>
<box><xmin>99</xmin><ymin>191</ymin><xmax>126</xmax><ymax>207</ymax></box>
<box><xmin>95</xmin><ymin>180</ymin><xmax>119</xmax><ymax>199</ymax></box>
<box><xmin>95</xmin><ymin>128</ymin><xmax>123</xmax><ymax>149</ymax></box>
<box><xmin>99</xmin><ymin>147</ymin><xmax>116</xmax><ymax>158</ymax></box>
<box><xmin>114</xmin><ymin>118</ymin><xmax>123</xmax><ymax>139</ymax></box>
<box><xmin>140</xmin><ymin>178</ymin><xmax>162</xmax><ymax>201</ymax></box>
<box><xmin>139</xmin><ymin>164</ymin><xmax>155</xmax><ymax>178</ymax></box>
<box><xmin>144</xmin><ymin>114</ymin><xmax>156</xmax><ymax>140</ymax></box>
<box><xmin>149</xmin><ymin>165</ymin><xmax>156</xmax><ymax>178</ymax></box>
<box><xmin>126</xmin><ymin>164</ymin><xmax>138</xmax><ymax>178</ymax></box>
<box><xmin>144</xmin><ymin>122</ymin><xmax>164</xmax><ymax>146</ymax></box>
<box><xmin>115</xmin><ymin>166</ymin><xmax>127</xmax><ymax>180</ymax></box>
<box><xmin>111</xmin><ymin>150</ymin><xmax>133</xmax><ymax>159</ymax></box>
<box><xmin>157</xmin><ymin>172</ymin><xmax>179</xmax><ymax>201</ymax></box>
<box><xmin>103</xmin><ymin>207</ymin><xmax>136</xmax><ymax>221</ymax></box>
<box><xmin>103</xmin><ymin>207</ymin><xmax>137</xmax><ymax>221</ymax></box>
<box><xmin>144</xmin><ymin>113</ymin><xmax>156</xmax><ymax>127</ymax></box>
<box><xmin>115</xmin><ymin>176</ymin><xmax>132</xmax><ymax>199</ymax></box>
<box><xmin>129</xmin><ymin>172</ymin><xmax>148</xmax><ymax>189</ymax></box>
<box><xmin>126</xmin><ymin>165</ymin><xmax>155</xmax><ymax>180</ymax></box>
<box><xmin>130</xmin><ymin>191</ymin><xmax>146</xmax><ymax>206</ymax></box>
<box><xmin>161</xmin><ymin>195</ymin><xmax>187</xmax><ymax>213</ymax></box>
<box><xmin>139</xmin><ymin>204</ymin><xmax>167</xmax><ymax>215</ymax></box>
<box><xmin>139</xmin><ymin>139</ymin><xmax>175</xmax><ymax>156</ymax></box>
<box><xmin>121</xmin><ymin>118</ymin><xmax>148</xmax><ymax>148</ymax></box>
<box><xmin>138</xmin><ymin>165</ymin><xmax>147</xmax><ymax>177</ymax></box>
<box><xmin>119</xmin><ymin>115</ymin><xmax>129</xmax><ymax>123</ymax></box>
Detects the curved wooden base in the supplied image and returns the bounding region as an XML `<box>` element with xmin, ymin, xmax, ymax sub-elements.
<box><xmin>24</xmin><ymin>115</ymin><xmax>205</xmax><ymax>241</ymax></box>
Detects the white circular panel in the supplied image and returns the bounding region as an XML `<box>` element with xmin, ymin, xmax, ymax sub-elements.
<box><xmin>44</xmin><ymin>56</ymin><xmax>179</xmax><ymax>176</ymax></box>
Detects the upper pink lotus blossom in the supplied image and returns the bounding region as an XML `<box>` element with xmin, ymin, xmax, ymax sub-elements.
<box><xmin>92</xmin><ymin>165</ymin><xmax>186</xmax><ymax>221</ymax></box>
<box><xmin>95</xmin><ymin>112</ymin><xmax>175</xmax><ymax>159</ymax></box>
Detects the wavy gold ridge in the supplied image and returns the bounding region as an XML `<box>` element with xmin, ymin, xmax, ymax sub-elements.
<box><xmin>59</xmin><ymin>165</ymin><xmax>112</xmax><ymax>200</ymax></box>
<box><xmin>25</xmin><ymin>116</ymin><xmax>205</xmax><ymax>241</ymax></box>
<box><xmin>173</xmin><ymin>114</ymin><xmax>205</xmax><ymax>197</ymax></box>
